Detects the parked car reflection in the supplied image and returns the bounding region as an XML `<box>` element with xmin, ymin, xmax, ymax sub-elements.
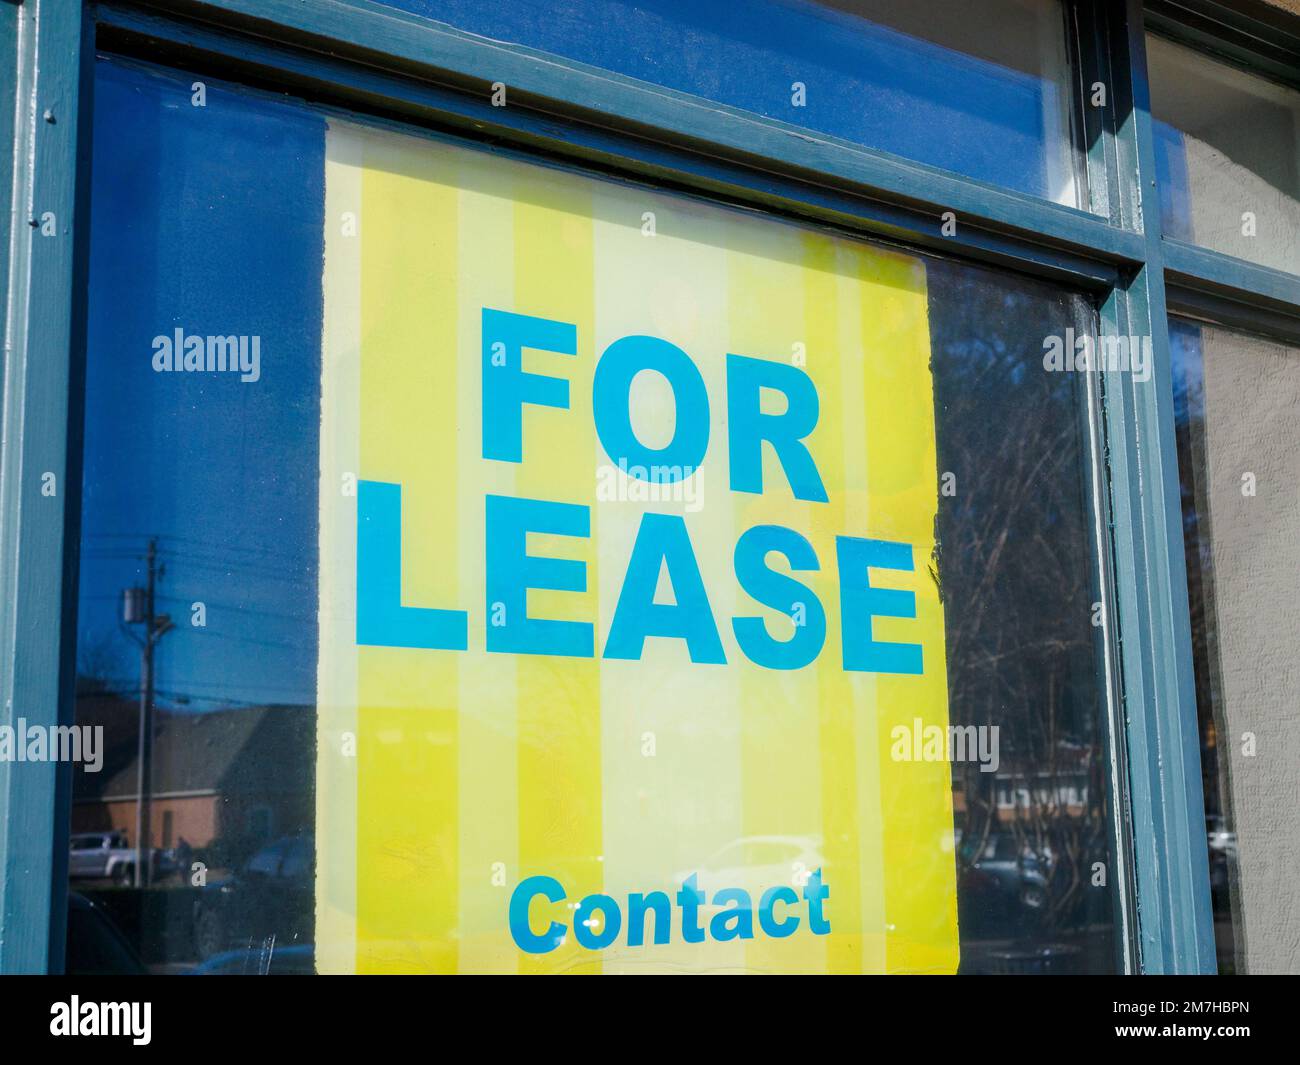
<box><xmin>192</xmin><ymin>834</ymin><xmax>313</xmax><ymax>962</ymax></box>
<box><xmin>957</xmin><ymin>831</ymin><xmax>1051</xmax><ymax>934</ymax></box>
<box><xmin>69</xmin><ymin>830</ymin><xmax>176</xmax><ymax>885</ymax></box>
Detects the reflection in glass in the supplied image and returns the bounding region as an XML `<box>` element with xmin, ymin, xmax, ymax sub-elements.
<box><xmin>70</xmin><ymin>55</ymin><xmax>1118</xmax><ymax>974</ymax></box>
<box><xmin>70</xmin><ymin>56</ymin><xmax>323</xmax><ymax>974</ymax></box>
<box><xmin>927</xmin><ymin>259</ymin><xmax>1119</xmax><ymax>973</ymax></box>
<box><xmin>377</xmin><ymin>0</ymin><xmax>1081</xmax><ymax>203</ymax></box>
<box><xmin>1150</xmin><ymin>33</ymin><xmax>1300</xmax><ymax>275</ymax></box>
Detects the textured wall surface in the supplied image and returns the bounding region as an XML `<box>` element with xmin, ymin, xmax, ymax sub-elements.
<box><xmin>1200</xmin><ymin>326</ymin><xmax>1300</xmax><ymax>974</ymax></box>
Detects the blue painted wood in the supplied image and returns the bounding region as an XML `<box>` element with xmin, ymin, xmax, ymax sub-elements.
<box><xmin>1073</xmin><ymin>2</ymin><xmax>1142</xmax><ymax>972</ymax></box>
<box><xmin>95</xmin><ymin>2</ymin><xmax>1140</xmax><ymax>291</ymax></box>
<box><xmin>0</xmin><ymin>4</ymin><xmax>16</xmax><ymax>397</ymax></box>
<box><xmin>372</xmin><ymin>0</ymin><xmax>1078</xmax><ymax>202</ymax></box>
<box><xmin>1145</xmin><ymin>0</ymin><xmax>1300</xmax><ymax>91</ymax></box>
<box><xmin>116</xmin><ymin>0</ymin><xmax>1145</xmax><ymax>263</ymax></box>
<box><xmin>0</xmin><ymin>0</ymin><xmax>94</xmax><ymax>975</ymax></box>
<box><xmin>1166</xmin><ymin>285</ymin><xmax>1300</xmax><ymax>348</ymax></box>
<box><xmin>1093</xmin><ymin>0</ymin><xmax>1217</xmax><ymax>973</ymax></box>
<box><xmin>1164</xmin><ymin>238</ymin><xmax>1300</xmax><ymax>320</ymax></box>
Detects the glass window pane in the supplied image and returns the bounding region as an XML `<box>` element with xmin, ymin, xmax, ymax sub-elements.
<box><xmin>377</xmin><ymin>0</ymin><xmax>1081</xmax><ymax>204</ymax></box>
<box><xmin>1149</xmin><ymin>33</ymin><xmax>1300</xmax><ymax>275</ymax></box>
<box><xmin>1172</xmin><ymin>318</ymin><xmax>1300</xmax><ymax>974</ymax></box>
<box><xmin>70</xmin><ymin>56</ymin><xmax>1118</xmax><ymax>974</ymax></box>
<box><xmin>72</xmin><ymin>56</ymin><xmax>323</xmax><ymax>969</ymax></box>
<box><xmin>927</xmin><ymin>256</ymin><xmax>1119</xmax><ymax>974</ymax></box>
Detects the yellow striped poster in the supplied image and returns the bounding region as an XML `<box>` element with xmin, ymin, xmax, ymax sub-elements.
<box><xmin>316</xmin><ymin>119</ymin><xmax>958</xmax><ymax>974</ymax></box>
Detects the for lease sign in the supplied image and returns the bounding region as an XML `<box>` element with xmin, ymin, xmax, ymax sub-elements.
<box><xmin>316</xmin><ymin>121</ymin><xmax>958</xmax><ymax>974</ymax></box>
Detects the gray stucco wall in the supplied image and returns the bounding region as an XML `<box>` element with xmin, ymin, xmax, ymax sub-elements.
<box><xmin>1199</xmin><ymin>325</ymin><xmax>1300</xmax><ymax>974</ymax></box>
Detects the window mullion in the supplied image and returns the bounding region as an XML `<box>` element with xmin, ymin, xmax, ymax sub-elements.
<box><xmin>1097</xmin><ymin>0</ymin><xmax>1216</xmax><ymax>975</ymax></box>
<box><xmin>0</xmin><ymin>0</ymin><xmax>95</xmax><ymax>977</ymax></box>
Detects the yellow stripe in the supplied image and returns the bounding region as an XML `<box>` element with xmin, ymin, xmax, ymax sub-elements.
<box><xmin>840</xmin><ymin>242</ymin><xmax>887</xmax><ymax>973</ymax></box>
<box><xmin>726</xmin><ymin>224</ymin><xmax>825</xmax><ymax>975</ymax></box>
<box><xmin>454</xmin><ymin>151</ymin><xmax>521</xmax><ymax>973</ymax></box>
<box><xmin>803</xmin><ymin>231</ymin><xmax>863</xmax><ymax>975</ymax></box>
<box><xmin>859</xmin><ymin>251</ymin><xmax>959</xmax><ymax>974</ymax></box>
<box><xmin>592</xmin><ymin>188</ymin><xmax>745</xmax><ymax>973</ymax></box>
<box><xmin>510</xmin><ymin>167</ymin><xmax>604</xmax><ymax>975</ymax></box>
<box><xmin>355</xmin><ymin>133</ymin><xmax>460</xmax><ymax>973</ymax></box>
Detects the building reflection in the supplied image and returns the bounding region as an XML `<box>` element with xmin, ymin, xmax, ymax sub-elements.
<box><xmin>69</xmin><ymin>682</ymin><xmax>315</xmax><ymax>973</ymax></box>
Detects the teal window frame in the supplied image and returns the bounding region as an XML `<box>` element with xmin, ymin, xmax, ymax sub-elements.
<box><xmin>4</xmin><ymin>0</ymin><xmax>1297</xmax><ymax>973</ymax></box>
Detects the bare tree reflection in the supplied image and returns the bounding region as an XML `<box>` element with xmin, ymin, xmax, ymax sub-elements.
<box><xmin>928</xmin><ymin>262</ymin><xmax>1116</xmax><ymax>972</ymax></box>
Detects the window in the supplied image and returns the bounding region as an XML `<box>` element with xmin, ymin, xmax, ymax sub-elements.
<box><xmin>5</xmin><ymin>0</ymin><xmax>1298</xmax><ymax>983</ymax></box>
<box><xmin>67</xmin><ymin>53</ymin><xmax>1121</xmax><ymax>974</ymax></box>
<box><xmin>281</xmin><ymin>837</ymin><xmax>314</xmax><ymax>881</ymax></box>
<box><xmin>377</xmin><ymin>0</ymin><xmax>1083</xmax><ymax>203</ymax></box>
<box><xmin>1172</xmin><ymin>317</ymin><xmax>1300</xmax><ymax>975</ymax></box>
<box><xmin>246</xmin><ymin>841</ymin><xmax>289</xmax><ymax>879</ymax></box>
<box><xmin>1149</xmin><ymin>32</ymin><xmax>1300</xmax><ymax>274</ymax></box>
<box><xmin>928</xmin><ymin>256</ymin><xmax>1118</xmax><ymax>974</ymax></box>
